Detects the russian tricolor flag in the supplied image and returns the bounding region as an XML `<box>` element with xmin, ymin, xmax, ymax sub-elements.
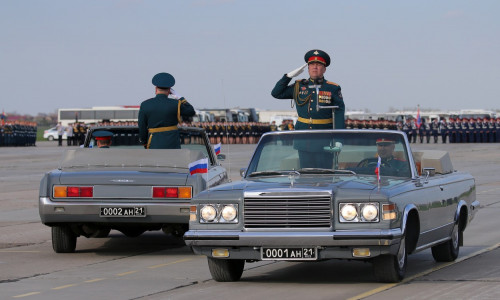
<box><xmin>375</xmin><ymin>156</ymin><xmax>381</xmax><ymax>184</ymax></box>
<box><xmin>189</xmin><ymin>158</ymin><xmax>208</xmax><ymax>175</ymax></box>
<box><xmin>214</xmin><ymin>143</ymin><xmax>221</xmax><ymax>155</ymax></box>
<box><xmin>416</xmin><ymin>105</ymin><xmax>421</xmax><ymax>129</ymax></box>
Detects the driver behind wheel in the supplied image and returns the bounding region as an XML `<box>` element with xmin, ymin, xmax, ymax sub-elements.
<box><xmin>375</xmin><ymin>138</ymin><xmax>409</xmax><ymax>177</ymax></box>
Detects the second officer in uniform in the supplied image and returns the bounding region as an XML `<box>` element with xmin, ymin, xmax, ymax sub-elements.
<box><xmin>138</xmin><ymin>73</ymin><xmax>196</xmax><ymax>149</ymax></box>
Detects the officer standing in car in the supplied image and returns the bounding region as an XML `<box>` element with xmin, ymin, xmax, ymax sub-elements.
<box><xmin>138</xmin><ymin>72</ymin><xmax>196</xmax><ymax>149</ymax></box>
<box><xmin>271</xmin><ymin>49</ymin><xmax>345</xmax><ymax>168</ymax></box>
<box><xmin>271</xmin><ymin>49</ymin><xmax>345</xmax><ymax>130</ymax></box>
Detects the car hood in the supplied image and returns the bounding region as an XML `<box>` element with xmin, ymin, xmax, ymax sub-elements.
<box><xmin>209</xmin><ymin>175</ymin><xmax>408</xmax><ymax>192</ymax></box>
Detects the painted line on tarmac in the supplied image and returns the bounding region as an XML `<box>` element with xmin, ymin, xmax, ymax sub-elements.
<box><xmin>347</xmin><ymin>242</ymin><xmax>500</xmax><ymax>300</ymax></box>
<box><xmin>11</xmin><ymin>257</ymin><xmax>195</xmax><ymax>298</ymax></box>
<box><xmin>0</xmin><ymin>250</ymin><xmax>40</xmax><ymax>253</ymax></box>
<box><xmin>52</xmin><ymin>283</ymin><xmax>78</xmax><ymax>290</ymax></box>
<box><xmin>12</xmin><ymin>292</ymin><xmax>41</xmax><ymax>298</ymax></box>
<box><xmin>84</xmin><ymin>278</ymin><xmax>106</xmax><ymax>283</ymax></box>
<box><xmin>148</xmin><ymin>258</ymin><xmax>193</xmax><ymax>269</ymax></box>
<box><xmin>117</xmin><ymin>270</ymin><xmax>138</xmax><ymax>276</ymax></box>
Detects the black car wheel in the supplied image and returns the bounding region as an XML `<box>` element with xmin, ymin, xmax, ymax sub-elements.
<box><xmin>207</xmin><ymin>257</ymin><xmax>245</xmax><ymax>282</ymax></box>
<box><xmin>52</xmin><ymin>226</ymin><xmax>77</xmax><ymax>253</ymax></box>
<box><xmin>373</xmin><ymin>235</ymin><xmax>407</xmax><ymax>283</ymax></box>
<box><xmin>431</xmin><ymin>221</ymin><xmax>460</xmax><ymax>262</ymax></box>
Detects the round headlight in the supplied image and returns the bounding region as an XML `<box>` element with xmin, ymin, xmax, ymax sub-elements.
<box><xmin>221</xmin><ymin>205</ymin><xmax>237</xmax><ymax>221</ymax></box>
<box><xmin>361</xmin><ymin>204</ymin><xmax>378</xmax><ymax>221</ymax></box>
<box><xmin>200</xmin><ymin>205</ymin><xmax>217</xmax><ymax>222</ymax></box>
<box><xmin>341</xmin><ymin>204</ymin><xmax>357</xmax><ymax>221</ymax></box>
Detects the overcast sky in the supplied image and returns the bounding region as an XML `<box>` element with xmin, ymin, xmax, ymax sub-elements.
<box><xmin>1</xmin><ymin>0</ymin><xmax>499</xmax><ymax>115</ymax></box>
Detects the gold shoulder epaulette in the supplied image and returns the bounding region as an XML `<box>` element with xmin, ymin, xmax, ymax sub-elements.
<box><xmin>326</xmin><ymin>81</ymin><xmax>339</xmax><ymax>86</ymax></box>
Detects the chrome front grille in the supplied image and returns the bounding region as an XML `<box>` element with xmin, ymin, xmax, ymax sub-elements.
<box><xmin>244</xmin><ymin>194</ymin><xmax>332</xmax><ymax>228</ymax></box>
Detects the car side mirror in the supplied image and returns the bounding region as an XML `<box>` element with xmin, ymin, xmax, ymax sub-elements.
<box><xmin>423</xmin><ymin>167</ymin><xmax>436</xmax><ymax>183</ymax></box>
<box><xmin>217</xmin><ymin>154</ymin><xmax>226</xmax><ymax>161</ymax></box>
<box><xmin>240</xmin><ymin>168</ymin><xmax>246</xmax><ymax>177</ymax></box>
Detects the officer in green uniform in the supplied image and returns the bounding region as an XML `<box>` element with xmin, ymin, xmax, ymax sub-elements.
<box><xmin>271</xmin><ymin>49</ymin><xmax>345</xmax><ymax>130</ymax></box>
<box><xmin>271</xmin><ymin>49</ymin><xmax>345</xmax><ymax>168</ymax></box>
<box><xmin>138</xmin><ymin>73</ymin><xmax>196</xmax><ymax>149</ymax></box>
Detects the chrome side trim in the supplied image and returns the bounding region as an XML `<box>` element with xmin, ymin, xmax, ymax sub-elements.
<box><xmin>414</xmin><ymin>236</ymin><xmax>451</xmax><ymax>253</ymax></box>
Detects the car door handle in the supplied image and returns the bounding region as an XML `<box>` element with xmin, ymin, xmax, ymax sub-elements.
<box><xmin>439</xmin><ymin>185</ymin><xmax>444</xmax><ymax>191</ymax></box>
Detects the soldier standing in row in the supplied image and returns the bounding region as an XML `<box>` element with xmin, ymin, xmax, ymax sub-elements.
<box><xmin>402</xmin><ymin>118</ymin><xmax>412</xmax><ymax>142</ymax></box>
<box><xmin>138</xmin><ymin>73</ymin><xmax>195</xmax><ymax>149</ymax></box>
<box><xmin>431</xmin><ymin>118</ymin><xmax>440</xmax><ymax>143</ymax></box>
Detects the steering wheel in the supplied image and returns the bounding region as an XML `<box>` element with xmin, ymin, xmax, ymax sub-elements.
<box><xmin>357</xmin><ymin>158</ymin><xmax>379</xmax><ymax>168</ymax></box>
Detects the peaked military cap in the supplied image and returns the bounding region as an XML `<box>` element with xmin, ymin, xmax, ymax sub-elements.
<box><xmin>304</xmin><ymin>49</ymin><xmax>331</xmax><ymax>67</ymax></box>
<box><xmin>152</xmin><ymin>72</ymin><xmax>175</xmax><ymax>88</ymax></box>
<box><xmin>93</xmin><ymin>130</ymin><xmax>114</xmax><ymax>140</ymax></box>
<box><xmin>376</xmin><ymin>138</ymin><xmax>395</xmax><ymax>144</ymax></box>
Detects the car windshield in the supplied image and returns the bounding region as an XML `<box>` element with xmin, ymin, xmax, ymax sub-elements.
<box><xmin>246</xmin><ymin>131</ymin><xmax>411</xmax><ymax>178</ymax></box>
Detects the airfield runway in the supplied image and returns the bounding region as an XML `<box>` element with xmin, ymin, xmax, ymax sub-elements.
<box><xmin>0</xmin><ymin>141</ymin><xmax>499</xmax><ymax>300</ymax></box>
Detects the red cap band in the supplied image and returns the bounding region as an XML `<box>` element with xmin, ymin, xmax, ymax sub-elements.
<box><xmin>308</xmin><ymin>56</ymin><xmax>326</xmax><ymax>64</ymax></box>
<box><xmin>376</xmin><ymin>138</ymin><xmax>395</xmax><ymax>144</ymax></box>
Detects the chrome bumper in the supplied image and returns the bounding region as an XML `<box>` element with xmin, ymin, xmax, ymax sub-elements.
<box><xmin>184</xmin><ymin>228</ymin><xmax>402</xmax><ymax>247</ymax></box>
<box><xmin>39</xmin><ymin>197</ymin><xmax>189</xmax><ymax>224</ymax></box>
<box><xmin>185</xmin><ymin>229</ymin><xmax>403</xmax><ymax>260</ymax></box>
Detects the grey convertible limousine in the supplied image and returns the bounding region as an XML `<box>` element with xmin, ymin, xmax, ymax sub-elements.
<box><xmin>39</xmin><ymin>126</ymin><xmax>228</xmax><ymax>253</ymax></box>
<box><xmin>184</xmin><ymin>130</ymin><xmax>479</xmax><ymax>283</ymax></box>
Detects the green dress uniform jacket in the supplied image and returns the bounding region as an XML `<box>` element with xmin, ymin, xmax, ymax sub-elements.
<box><xmin>138</xmin><ymin>94</ymin><xmax>195</xmax><ymax>149</ymax></box>
<box><xmin>272</xmin><ymin>75</ymin><xmax>345</xmax><ymax>168</ymax></box>
<box><xmin>271</xmin><ymin>74</ymin><xmax>345</xmax><ymax>130</ymax></box>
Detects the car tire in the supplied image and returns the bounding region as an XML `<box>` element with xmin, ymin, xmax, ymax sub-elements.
<box><xmin>431</xmin><ymin>221</ymin><xmax>460</xmax><ymax>262</ymax></box>
<box><xmin>52</xmin><ymin>226</ymin><xmax>77</xmax><ymax>253</ymax></box>
<box><xmin>207</xmin><ymin>257</ymin><xmax>245</xmax><ymax>282</ymax></box>
<box><xmin>373</xmin><ymin>236</ymin><xmax>407</xmax><ymax>283</ymax></box>
<box><xmin>48</xmin><ymin>136</ymin><xmax>54</xmax><ymax>141</ymax></box>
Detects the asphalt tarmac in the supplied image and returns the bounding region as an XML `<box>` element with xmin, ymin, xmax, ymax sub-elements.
<box><xmin>0</xmin><ymin>140</ymin><xmax>499</xmax><ymax>299</ymax></box>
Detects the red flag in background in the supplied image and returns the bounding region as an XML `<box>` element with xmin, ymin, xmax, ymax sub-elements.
<box><xmin>416</xmin><ymin>105</ymin><xmax>421</xmax><ymax>129</ymax></box>
<box><xmin>1</xmin><ymin>109</ymin><xmax>5</xmax><ymax>126</ymax></box>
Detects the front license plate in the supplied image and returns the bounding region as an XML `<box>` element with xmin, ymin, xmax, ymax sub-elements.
<box><xmin>261</xmin><ymin>247</ymin><xmax>317</xmax><ymax>261</ymax></box>
<box><xmin>100</xmin><ymin>207</ymin><xmax>146</xmax><ymax>217</ymax></box>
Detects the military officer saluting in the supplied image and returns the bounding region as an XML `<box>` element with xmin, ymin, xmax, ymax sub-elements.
<box><xmin>138</xmin><ymin>73</ymin><xmax>195</xmax><ymax>149</ymax></box>
<box><xmin>271</xmin><ymin>49</ymin><xmax>345</xmax><ymax>130</ymax></box>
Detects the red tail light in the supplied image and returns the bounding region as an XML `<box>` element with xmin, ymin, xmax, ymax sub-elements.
<box><xmin>153</xmin><ymin>187</ymin><xmax>166</xmax><ymax>198</ymax></box>
<box><xmin>152</xmin><ymin>186</ymin><xmax>192</xmax><ymax>199</ymax></box>
<box><xmin>166</xmin><ymin>188</ymin><xmax>178</xmax><ymax>198</ymax></box>
<box><xmin>53</xmin><ymin>186</ymin><xmax>94</xmax><ymax>198</ymax></box>
<box><xmin>67</xmin><ymin>186</ymin><xmax>80</xmax><ymax>197</ymax></box>
<box><xmin>80</xmin><ymin>187</ymin><xmax>93</xmax><ymax>197</ymax></box>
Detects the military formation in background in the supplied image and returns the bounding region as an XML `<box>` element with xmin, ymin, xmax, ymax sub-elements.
<box><xmin>2</xmin><ymin>116</ymin><xmax>499</xmax><ymax>147</ymax></box>
<box><xmin>346</xmin><ymin>116</ymin><xmax>500</xmax><ymax>143</ymax></box>
<box><xmin>182</xmin><ymin>122</ymin><xmax>274</xmax><ymax>144</ymax></box>
<box><xmin>0</xmin><ymin>121</ymin><xmax>37</xmax><ymax>147</ymax></box>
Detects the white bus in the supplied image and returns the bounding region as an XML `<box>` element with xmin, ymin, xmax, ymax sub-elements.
<box><xmin>58</xmin><ymin>106</ymin><xmax>140</xmax><ymax>127</ymax></box>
